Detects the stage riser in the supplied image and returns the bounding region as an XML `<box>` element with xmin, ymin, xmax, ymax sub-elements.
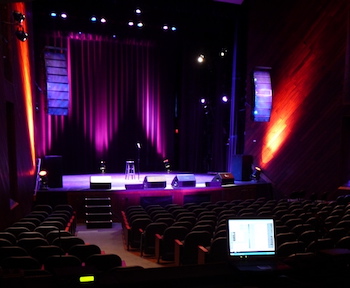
<box><xmin>35</xmin><ymin>183</ymin><xmax>272</xmax><ymax>222</ymax></box>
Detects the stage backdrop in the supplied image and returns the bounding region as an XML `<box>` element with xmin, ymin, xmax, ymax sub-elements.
<box><xmin>34</xmin><ymin>27</ymin><xmax>235</xmax><ymax>174</ymax></box>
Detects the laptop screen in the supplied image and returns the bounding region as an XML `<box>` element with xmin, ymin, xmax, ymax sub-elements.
<box><xmin>227</xmin><ymin>218</ymin><xmax>276</xmax><ymax>258</ymax></box>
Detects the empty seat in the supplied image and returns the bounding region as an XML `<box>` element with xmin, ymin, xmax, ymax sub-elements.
<box><xmin>46</xmin><ymin>230</ymin><xmax>72</xmax><ymax>244</ymax></box>
<box><xmin>44</xmin><ymin>255</ymin><xmax>82</xmax><ymax>274</ymax></box>
<box><xmin>0</xmin><ymin>246</ymin><xmax>28</xmax><ymax>261</ymax></box>
<box><xmin>198</xmin><ymin>236</ymin><xmax>227</xmax><ymax>264</ymax></box>
<box><xmin>52</xmin><ymin>236</ymin><xmax>85</xmax><ymax>252</ymax></box>
<box><xmin>155</xmin><ymin>225</ymin><xmax>189</xmax><ymax>263</ymax></box>
<box><xmin>18</xmin><ymin>231</ymin><xmax>45</xmax><ymax>240</ymax></box>
<box><xmin>174</xmin><ymin>230</ymin><xmax>212</xmax><ymax>265</ymax></box>
<box><xmin>0</xmin><ymin>256</ymin><xmax>41</xmax><ymax>270</ymax></box>
<box><xmin>140</xmin><ymin>222</ymin><xmax>168</xmax><ymax>256</ymax></box>
<box><xmin>31</xmin><ymin>245</ymin><xmax>65</xmax><ymax>264</ymax></box>
<box><xmin>0</xmin><ymin>231</ymin><xmax>16</xmax><ymax>245</ymax></box>
<box><xmin>277</xmin><ymin>241</ymin><xmax>306</xmax><ymax>258</ymax></box>
<box><xmin>5</xmin><ymin>226</ymin><xmax>30</xmax><ymax>238</ymax></box>
<box><xmin>68</xmin><ymin>244</ymin><xmax>102</xmax><ymax>262</ymax></box>
<box><xmin>85</xmin><ymin>254</ymin><xmax>122</xmax><ymax>271</ymax></box>
<box><xmin>17</xmin><ymin>237</ymin><xmax>49</xmax><ymax>254</ymax></box>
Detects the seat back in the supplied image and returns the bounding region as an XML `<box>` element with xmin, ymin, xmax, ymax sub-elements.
<box><xmin>68</xmin><ymin>244</ymin><xmax>102</xmax><ymax>262</ymax></box>
<box><xmin>181</xmin><ymin>230</ymin><xmax>212</xmax><ymax>264</ymax></box>
<box><xmin>85</xmin><ymin>253</ymin><xmax>122</xmax><ymax>271</ymax></box>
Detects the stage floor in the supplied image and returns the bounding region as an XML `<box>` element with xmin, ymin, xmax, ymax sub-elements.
<box><xmin>45</xmin><ymin>172</ymin><xmax>255</xmax><ymax>191</ymax></box>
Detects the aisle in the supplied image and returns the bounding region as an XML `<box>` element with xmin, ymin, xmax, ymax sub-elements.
<box><xmin>76</xmin><ymin>222</ymin><xmax>163</xmax><ymax>268</ymax></box>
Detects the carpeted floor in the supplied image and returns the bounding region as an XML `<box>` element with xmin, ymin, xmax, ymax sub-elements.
<box><xmin>76</xmin><ymin>222</ymin><xmax>171</xmax><ymax>269</ymax></box>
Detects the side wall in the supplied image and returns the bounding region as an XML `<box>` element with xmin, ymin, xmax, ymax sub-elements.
<box><xmin>0</xmin><ymin>3</ymin><xmax>36</xmax><ymax>229</ymax></box>
<box><xmin>244</xmin><ymin>0</ymin><xmax>350</xmax><ymax>199</ymax></box>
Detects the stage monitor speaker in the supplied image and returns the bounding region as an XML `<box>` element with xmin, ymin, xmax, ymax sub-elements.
<box><xmin>171</xmin><ymin>174</ymin><xmax>196</xmax><ymax>188</ymax></box>
<box><xmin>143</xmin><ymin>176</ymin><xmax>166</xmax><ymax>189</ymax></box>
<box><xmin>231</xmin><ymin>155</ymin><xmax>253</xmax><ymax>181</ymax></box>
<box><xmin>42</xmin><ymin>155</ymin><xmax>63</xmax><ymax>188</ymax></box>
<box><xmin>90</xmin><ymin>176</ymin><xmax>112</xmax><ymax>189</ymax></box>
<box><xmin>211</xmin><ymin>172</ymin><xmax>234</xmax><ymax>186</ymax></box>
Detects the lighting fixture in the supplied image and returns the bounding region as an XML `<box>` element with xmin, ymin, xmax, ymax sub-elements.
<box><xmin>251</xmin><ymin>166</ymin><xmax>262</xmax><ymax>181</ymax></box>
<box><xmin>15</xmin><ymin>27</ymin><xmax>28</xmax><ymax>42</ymax></box>
<box><xmin>13</xmin><ymin>11</ymin><xmax>25</xmax><ymax>23</ymax></box>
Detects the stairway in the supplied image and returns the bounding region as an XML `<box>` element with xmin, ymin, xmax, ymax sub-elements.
<box><xmin>85</xmin><ymin>197</ymin><xmax>113</xmax><ymax>228</ymax></box>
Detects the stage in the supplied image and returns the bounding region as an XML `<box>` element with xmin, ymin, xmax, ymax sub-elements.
<box><xmin>35</xmin><ymin>172</ymin><xmax>273</xmax><ymax>222</ymax></box>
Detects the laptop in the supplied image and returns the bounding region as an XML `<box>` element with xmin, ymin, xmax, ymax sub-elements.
<box><xmin>227</xmin><ymin>217</ymin><xmax>290</xmax><ymax>272</ymax></box>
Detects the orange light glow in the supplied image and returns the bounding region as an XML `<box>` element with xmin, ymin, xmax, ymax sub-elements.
<box><xmin>261</xmin><ymin>119</ymin><xmax>288</xmax><ymax>164</ymax></box>
<box><xmin>13</xmin><ymin>3</ymin><xmax>36</xmax><ymax>171</ymax></box>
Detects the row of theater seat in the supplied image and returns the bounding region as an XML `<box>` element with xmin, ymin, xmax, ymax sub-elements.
<box><xmin>121</xmin><ymin>198</ymin><xmax>350</xmax><ymax>266</ymax></box>
<box><xmin>0</xmin><ymin>204</ymin><xmax>123</xmax><ymax>279</ymax></box>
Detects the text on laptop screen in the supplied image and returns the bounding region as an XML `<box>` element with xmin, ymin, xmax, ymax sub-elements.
<box><xmin>227</xmin><ymin>218</ymin><xmax>276</xmax><ymax>257</ymax></box>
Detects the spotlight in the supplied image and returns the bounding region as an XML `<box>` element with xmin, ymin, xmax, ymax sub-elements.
<box><xmin>128</xmin><ymin>21</ymin><xmax>134</xmax><ymax>26</ymax></box>
<box><xmin>90</xmin><ymin>16</ymin><xmax>97</xmax><ymax>22</ymax></box>
<box><xmin>197</xmin><ymin>54</ymin><xmax>205</xmax><ymax>63</ymax></box>
<box><xmin>100</xmin><ymin>17</ymin><xmax>107</xmax><ymax>23</ymax></box>
<box><xmin>137</xmin><ymin>22</ymin><xmax>144</xmax><ymax>28</ymax></box>
<box><xmin>251</xmin><ymin>166</ymin><xmax>262</xmax><ymax>181</ymax></box>
<box><xmin>13</xmin><ymin>11</ymin><xmax>25</xmax><ymax>23</ymax></box>
<box><xmin>15</xmin><ymin>27</ymin><xmax>28</xmax><ymax>42</ymax></box>
<box><xmin>38</xmin><ymin>170</ymin><xmax>48</xmax><ymax>189</ymax></box>
<box><xmin>135</xmin><ymin>8</ymin><xmax>142</xmax><ymax>14</ymax></box>
<box><xmin>163</xmin><ymin>159</ymin><xmax>171</xmax><ymax>172</ymax></box>
<box><xmin>222</xmin><ymin>95</ymin><xmax>229</xmax><ymax>103</ymax></box>
<box><xmin>99</xmin><ymin>160</ymin><xmax>106</xmax><ymax>173</ymax></box>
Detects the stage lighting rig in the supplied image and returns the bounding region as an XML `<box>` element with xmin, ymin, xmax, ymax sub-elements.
<box><xmin>13</xmin><ymin>11</ymin><xmax>28</xmax><ymax>42</ymax></box>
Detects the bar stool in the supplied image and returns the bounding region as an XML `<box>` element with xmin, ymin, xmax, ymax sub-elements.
<box><xmin>125</xmin><ymin>160</ymin><xmax>135</xmax><ymax>179</ymax></box>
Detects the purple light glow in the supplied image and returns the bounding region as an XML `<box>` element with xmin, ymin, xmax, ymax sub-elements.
<box><xmin>36</xmin><ymin>32</ymin><xmax>168</xmax><ymax>169</ymax></box>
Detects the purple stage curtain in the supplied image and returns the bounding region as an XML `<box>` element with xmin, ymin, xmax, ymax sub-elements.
<box><xmin>35</xmin><ymin>32</ymin><xmax>172</xmax><ymax>173</ymax></box>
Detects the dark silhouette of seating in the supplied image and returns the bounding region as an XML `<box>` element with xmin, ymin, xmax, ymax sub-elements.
<box><xmin>174</xmin><ymin>230</ymin><xmax>212</xmax><ymax>265</ymax></box>
<box><xmin>17</xmin><ymin>231</ymin><xmax>45</xmax><ymax>240</ymax></box>
<box><xmin>0</xmin><ymin>256</ymin><xmax>41</xmax><ymax>270</ymax></box>
<box><xmin>17</xmin><ymin>237</ymin><xmax>49</xmax><ymax>254</ymax></box>
<box><xmin>44</xmin><ymin>255</ymin><xmax>82</xmax><ymax>274</ymax></box>
<box><xmin>127</xmin><ymin>217</ymin><xmax>152</xmax><ymax>250</ymax></box>
<box><xmin>0</xmin><ymin>246</ymin><xmax>28</xmax><ymax>262</ymax></box>
<box><xmin>155</xmin><ymin>225</ymin><xmax>189</xmax><ymax>263</ymax></box>
<box><xmin>46</xmin><ymin>230</ymin><xmax>72</xmax><ymax>244</ymax></box>
<box><xmin>0</xmin><ymin>231</ymin><xmax>16</xmax><ymax>244</ymax></box>
<box><xmin>140</xmin><ymin>222</ymin><xmax>168</xmax><ymax>256</ymax></box>
<box><xmin>277</xmin><ymin>241</ymin><xmax>306</xmax><ymax>258</ymax></box>
<box><xmin>52</xmin><ymin>236</ymin><xmax>85</xmax><ymax>252</ymax></box>
<box><xmin>5</xmin><ymin>226</ymin><xmax>30</xmax><ymax>238</ymax></box>
<box><xmin>85</xmin><ymin>253</ymin><xmax>122</xmax><ymax>271</ymax></box>
<box><xmin>31</xmin><ymin>245</ymin><xmax>65</xmax><ymax>264</ymax></box>
<box><xmin>198</xmin><ymin>236</ymin><xmax>227</xmax><ymax>264</ymax></box>
<box><xmin>68</xmin><ymin>244</ymin><xmax>102</xmax><ymax>262</ymax></box>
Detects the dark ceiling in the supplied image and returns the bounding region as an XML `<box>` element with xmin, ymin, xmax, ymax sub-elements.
<box><xmin>31</xmin><ymin>0</ymin><xmax>243</xmax><ymax>41</ymax></box>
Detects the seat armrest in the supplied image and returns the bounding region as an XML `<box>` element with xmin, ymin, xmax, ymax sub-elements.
<box><xmin>155</xmin><ymin>234</ymin><xmax>163</xmax><ymax>263</ymax></box>
<box><xmin>198</xmin><ymin>245</ymin><xmax>209</xmax><ymax>264</ymax></box>
<box><xmin>174</xmin><ymin>239</ymin><xmax>184</xmax><ymax>266</ymax></box>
